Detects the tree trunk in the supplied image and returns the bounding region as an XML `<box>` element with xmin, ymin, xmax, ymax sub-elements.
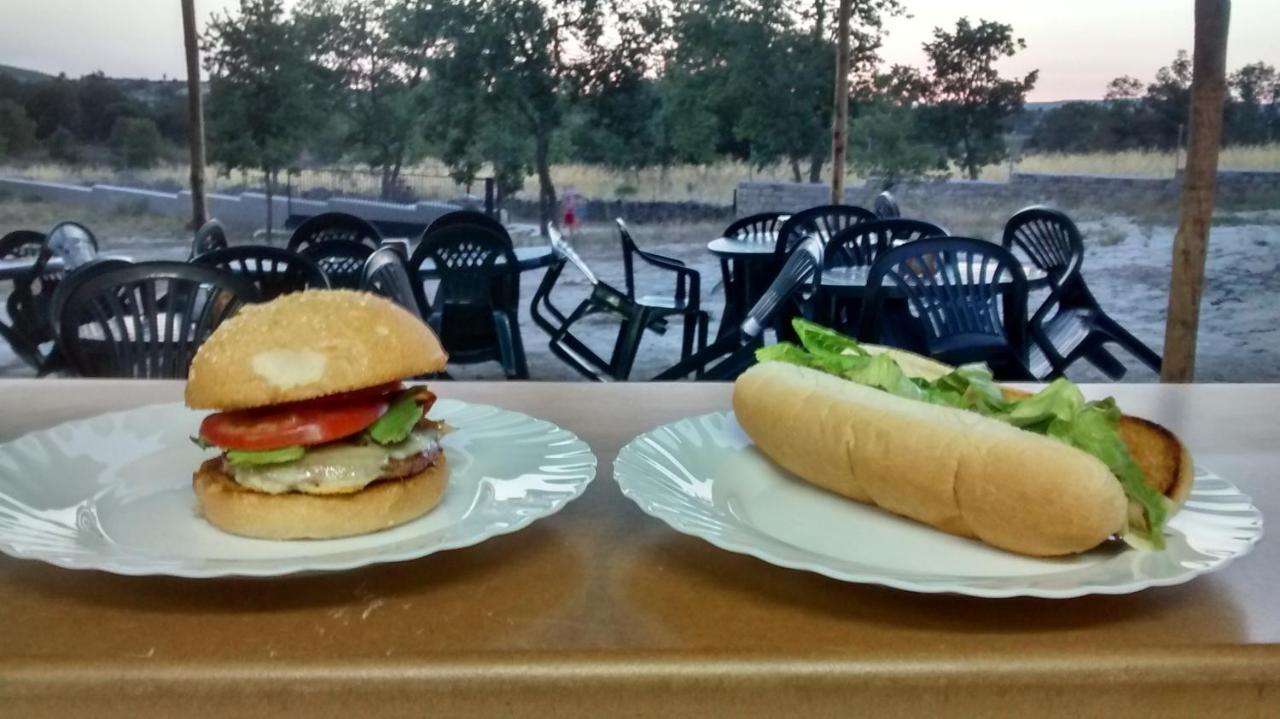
<box><xmin>807</xmin><ymin>155</ymin><xmax>823</xmax><ymax>184</ymax></box>
<box><xmin>181</xmin><ymin>0</ymin><xmax>208</xmax><ymax>229</ymax></box>
<box><xmin>534</xmin><ymin>128</ymin><xmax>557</xmax><ymax>236</ymax></box>
<box><xmin>789</xmin><ymin>158</ymin><xmax>802</xmax><ymax>183</ymax></box>
<box><xmin>830</xmin><ymin>0</ymin><xmax>852</xmax><ymax>203</ymax></box>
<box><xmin>963</xmin><ymin>134</ymin><xmax>978</xmax><ymax>180</ymax></box>
<box><xmin>264</xmin><ymin>169</ymin><xmax>274</xmax><ymax>244</ymax></box>
<box><xmin>1162</xmin><ymin>0</ymin><xmax>1232</xmax><ymax>382</ymax></box>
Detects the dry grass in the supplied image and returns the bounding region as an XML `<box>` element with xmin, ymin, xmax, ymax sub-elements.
<box><xmin>2</xmin><ymin>143</ymin><xmax>1277</xmax><ymax>207</ymax></box>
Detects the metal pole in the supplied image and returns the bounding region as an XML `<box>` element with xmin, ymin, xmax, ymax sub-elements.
<box><xmin>1162</xmin><ymin>0</ymin><xmax>1231</xmax><ymax>382</ymax></box>
<box><xmin>181</xmin><ymin>0</ymin><xmax>209</xmax><ymax>228</ymax></box>
<box><xmin>830</xmin><ymin>0</ymin><xmax>852</xmax><ymax>204</ymax></box>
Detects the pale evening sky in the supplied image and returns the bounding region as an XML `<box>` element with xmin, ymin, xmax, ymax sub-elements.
<box><xmin>1</xmin><ymin>0</ymin><xmax>1277</xmax><ymax>101</ymax></box>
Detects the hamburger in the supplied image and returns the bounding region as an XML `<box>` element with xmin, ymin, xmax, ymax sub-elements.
<box><xmin>185</xmin><ymin>290</ymin><xmax>449</xmax><ymax>540</ymax></box>
<box><xmin>732</xmin><ymin>319</ymin><xmax>1192</xmax><ymax>557</ymax></box>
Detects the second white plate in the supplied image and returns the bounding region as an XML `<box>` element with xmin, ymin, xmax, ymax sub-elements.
<box><xmin>614</xmin><ymin>411</ymin><xmax>1262</xmax><ymax>598</ymax></box>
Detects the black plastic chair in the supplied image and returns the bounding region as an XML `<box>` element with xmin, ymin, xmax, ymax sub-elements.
<box><xmin>192</xmin><ymin>245</ymin><xmax>329</xmax><ymax>301</ymax></box>
<box><xmin>1002</xmin><ymin>207</ymin><xmax>1161</xmax><ymax>380</ymax></box>
<box><xmin>408</xmin><ymin>223</ymin><xmax>527</xmax><ymax>379</ymax></box>
<box><xmin>190</xmin><ymin>219</ymin><xmax>228</xmax><ymax>258</ymax></box>
<box><xmin>299</xmin><ymin>239</ymin><xmax>374</xmax><ymax>290</ymax></box>
<box><xmin>286</xmin><ymin>212</ymin><xmax>382</xmax><ymax>252</ymax></box>
<box><xmin>617</xmin><ymin>218</ymin><xmax>707</xmax><ymax>363</ymax></box>
<box><xmin>774</xmin><ymin>204</ymin><xmax>876</xmax><ymax>260</ymax></box>
<box><xmin>45</xmin><ymin>221</ymin><xmax>99</xmax><ymax>271</ymax></box>
<box><xmin>874</xmin><ymin>191</ymin><xmax>901</xmax><ymax>219</ymax></box>
<box><xmin>0</xmin><ymin>230</ymin><xmax>46</xmax><ymax>261</ymax></box>
<box><xmin>716</xmin><ymin>213</ymin><xmax>788</xmax><ymax>336</ymax></box>
<box><xmin>361</xmin><ymin>247</ymin><xmax>424</xmax><ymax>314</ymax></box>
<box><xmin>655</xmin><ymin>237</ymin><xmax>824</xmax><ymax>381</ymax></box>
<box><xmin>857</xmin><ymin>237</ymin><xmax>1035</xmax><ymax>380</ymax></box>
<box><xmin>723</xmin><ymin>212</ymin><xmax>789</xmax><ymax>241</ymax></box>
<box><xmin>531</xmin><ymin>225</ymin><xmax>699</xmax><ymax>381</ymax></box>
<box><xmin>423</xmin><ymin>210</ymin><xmax>509</xmax><ymax>240</ymax></box>
<box><xmin>55</xmin><ymin>261</ymin><xmax>259</xmax><ymax>378</ymax></box>
<box><xmin>816</xmin><ymin>218</ymin><xmax>948</xmax><ymax>333</ymax></box>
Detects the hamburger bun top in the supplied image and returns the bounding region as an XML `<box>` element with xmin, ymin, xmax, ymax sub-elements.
<box><xmin>185</xmin><ymin>290</ymin><xmax>446</xmax><ymax>410</ymax></box>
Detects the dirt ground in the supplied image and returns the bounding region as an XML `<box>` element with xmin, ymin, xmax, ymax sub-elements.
<box><xmin>2</xmin><ymin>209</ymin><xmax>1278</xmax><ymax>383</ymax></box>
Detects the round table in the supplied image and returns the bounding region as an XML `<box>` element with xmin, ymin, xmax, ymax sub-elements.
<box><xmin>819</xmin><ymin>261</ymin><xmax>1048</xmax><ymax>296</ymax></box>
<box><xmin>706</xmin><ymin>235</ymin><xmax>778</xmax><ymax>338</ymax></box>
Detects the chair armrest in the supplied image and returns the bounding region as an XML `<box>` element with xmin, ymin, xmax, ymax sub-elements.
<box><xmin>635</xmin><ymin>248</ymin><xmax>686</xmax><ymax>270</ymax></box>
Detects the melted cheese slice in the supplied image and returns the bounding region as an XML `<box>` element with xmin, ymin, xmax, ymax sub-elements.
<box><xmin>230</xmin><ymin>429</ymin><xmax>441</xmax><ymax>495</ymax></box>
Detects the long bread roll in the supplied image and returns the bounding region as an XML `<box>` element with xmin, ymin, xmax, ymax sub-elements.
<box><xmin>732</xmin><ymin>355</ymin><xmax>1193</xmax><ymax>557</ymax></box>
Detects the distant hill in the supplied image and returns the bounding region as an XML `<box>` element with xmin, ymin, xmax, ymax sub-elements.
<box><xmin>0</xmin><ymin>63</ymin><xmax>55</xmax><ymax>83</ymax></box>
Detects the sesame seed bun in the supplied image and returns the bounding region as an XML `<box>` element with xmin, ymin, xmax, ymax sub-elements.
<box><xmin>185</xmin><ymin>290</ymin><xmax>447</xmax><ymax>411</ymax></box>
<box><xmin>193</xmin><ymin>455</ymin><xmax>448</xmax><ymax>540</ymax></box>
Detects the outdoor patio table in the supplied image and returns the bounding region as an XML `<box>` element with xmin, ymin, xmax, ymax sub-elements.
<box><xmin>0</xmin><ymin>252</ymin><xmax>132</xmax><ymax>282</ymax></box>
<box><xmin>707</xmin><ymin>234</ymin><xmax>778</xmax><ymax>337</ymax></box>
<box><xmin>1</xmin><ymin>379</ymin><xmax>1276</xmax><ymax>716</ymax></box>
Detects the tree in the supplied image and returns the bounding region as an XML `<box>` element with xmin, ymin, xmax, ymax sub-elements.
<box><xmin>46</xmin><ymin>126</ymin><xmax>80</xmax><ymax>163</ymax></box>
<box><xmin>1226</xmin><ymin>62</ymin><xmax>1278</xmax><ymax>145</ymax></box>
<box><xmin>110</xmin><ymin>116</ymin><xmax>165</xmax><ymax>168</ymax></box>
<box><xmin>25</xmin><ymin>74</ymin><xmax>81</xmax><ymax>140</ymax></box>
<box><xmin>1026</xmin><ymin>102</ymin><xmax>1113</xmax><ymax>153</ymax></box>
<box><xmin>431</xmin><ymin>0</ymin><xmax>665</xmax><ymax>230</ymax></box>
<box><xmin>204</xmin><ymin>0</ymin><xmax>318</xmax><ymax>237</ymax></box>
<box><xmin>1142</xmin><ymin>50</ymin><xmax>1193</xmax><ymax>149</ymax></box>
<box><xmin>0</xmin><ymin>99</ymin><xmax>37</xmax><ymax>157</ymax></box>
<box><xmin>300</xmin><ymin>0</ymin><xmax>437</xmax><ymax>199</ymax></box>
<box><xmin>921</xmin><ymin>18</ymin><xmax>1037</xmax><ymax>180</ymax></box>
<box><xmin>77</xmin><ymin>72</ymin><xmax>133</xmax><ymax>143</ymax></box>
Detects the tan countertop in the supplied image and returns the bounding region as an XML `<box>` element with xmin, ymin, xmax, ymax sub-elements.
<box><xmin>0</xmin><ymin>380</ymin><xmax>1276</xmax><ymax>717</ymax></box>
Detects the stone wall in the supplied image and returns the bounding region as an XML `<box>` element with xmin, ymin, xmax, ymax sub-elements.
<box><xmin>736</xmin><ymin>170</ymin><xmax>1280</xmax><ymax>217</ymax></box>
<box><xmin>0</xmin><ymin>177</ymin><xmax>458</xmax><ymax>230</ymax></box>
<box><xmin>502</xmin><ymin>197</ymin><xmax>734</xmax><ymax>225</ymax></box>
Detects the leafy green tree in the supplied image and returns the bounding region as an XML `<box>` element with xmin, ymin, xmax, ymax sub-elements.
<box><xmin>1025</xmin><ymin>102</ymin><xmax>1114</xmax><ymax>153</ymax></box>
<box><xmin>849</xmin><ymin>67</ymin><xmax>945</xmax><ymax>186</ymax></box>
<box><xmin>429</xmin><ymin>0</ymin><xmax>665</xmax><ymax>229</ymax></box>
<box><xmin>204</xmin><ymin>0</ymin><xmax>319</xmax><ymax>234</ymax></box>
<box><xmin>921</xmin><ymin>18</ymin><xmax>1037</xmax><ymax>180</ymax></box>
<box><xmin>76</xmin><ymin>72</ymin><xmax>134</xmax><ymax>143</ymax></box>
<box><xmin>25</xmin><ymin>74</ymin><xmax>81</xmax><ymax>140</ymax></box>
<box><xmin>300</xmin><ymin>0</ymin><xmax>437</xmax><ymax>198</ymax></box>
<box><xmin>46</xmin><ymin>126</ymin><xmax>80</xmax><ymax>163</ymax></box>
<box><xmin>1227</xmin><ymin>62</ymin><xmax>1279</xmax><ymax>145</ymax></box>
<box><xmin>0</xmin><ymin>98</ymin><xmax>37</xmax><ymax>157</ymax></box>
<box><xmin>110</xmin><ymin>116</ymin><xmax>165</xmax><ymax>168</ymax></box>
<box><xmin>1141</xmin><ymin>50</ymin><xmax>1192</xmax><ymax>149</ymax></box>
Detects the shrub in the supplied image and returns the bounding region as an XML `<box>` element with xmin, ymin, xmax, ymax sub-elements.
<box><xmin>0</xmin><ymin>99</ymin><xmax>37</xmax><ymax>157</ymax></box>
<box><xmin>110</xmin><ymin>116</ymin><xmax>164</xmax><ymax>169</ymax></box>
<box><xmin>47</xmin><ymin>127</ymin><xmax>81</xmax><ymax>163</ymax></box>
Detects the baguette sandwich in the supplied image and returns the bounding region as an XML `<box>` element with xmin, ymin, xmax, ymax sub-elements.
<box><xmin>732</xmin><ymin>319</ymin><xmax>1192</xmax><ymax>557</ymax></box>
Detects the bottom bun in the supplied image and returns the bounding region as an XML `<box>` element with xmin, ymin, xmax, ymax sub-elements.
<box><xmin>193</xmin><ymin>454</ymin><xmax>448</xmax><ymax>540</ymax></box>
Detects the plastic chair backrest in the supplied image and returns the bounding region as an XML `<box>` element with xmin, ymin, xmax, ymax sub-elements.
<box><xmin>55</xmin><ymin>261</ymin><xmax>259</xmax><ymax>378</ymax></box>
<box><xmin>723</xmin><ymin>213</ymin><xmax>789</xmax><ymax>242</ymax></box>
<box><xmin>409</xmin><ymin>223</ymin><xmax>519</xmax><ymax>310</ymax></box>
<box><xmin>424</xmin><ymin>210</ymin><xmax>509</xmax><ymax>240</ymax></box>
<box><xmin>0</xmin><ymin>230</ymin><xmax>46</xmax><ymax>261</ymax></box>
<box><xmin>1001</xmin><ymin>206</ymin><xmax>1083</xmax><ymax>287</ymax></box>
<box><xmin>191</xmin><ymin>219</ymin><xmax>229</xmax><ymax>258</ymax></box>
<box><xmin>45</xmin><ymin>221</ymin><xmax>99</xmax><ymax>271</ymax></box>
<box><xmin>859</xmin><ymin>237</ymin><xmax>1028</xmax><ymax>363</ymax></box>
<box><xmin>361</xmin><ymin>247</ymin><xmax>423</xmax><ymax>315</ymax></box>
<box><xmin>547</xmin><ymin>224</ymin><xmax>598</xmax><ymax>285</ymax></box>
<box><xmin>298</xmin><ymin>239</ymin><xmax>374</xmax><ymax>290</ymax></box>
<box><xmin>825</xmin><ymin>218</ymin><xmax>947</xmax><ymax>269</ymax></box>
<box><xmin>774</xmin><ymin>205</ymin><xmax>876</xmax><ymax>260</ymax></box>
<box><xmin>49</xmin><ymin>257</ymin><xmax>135</xmax><ymax>334</ymax></box>
<box><xmin>874</xmin><ymin>191</ymin><xmax>901</xmax><ymax>219</ymax></box>
<box><xmin>191</xmin><ymin>245</ymin><xmax>329</xmax><ymax>300</ymax></box>
<box><xmin>286</xmin><ymin>212</ymin><xmax>382</xmax><ymax>252</ymax></box>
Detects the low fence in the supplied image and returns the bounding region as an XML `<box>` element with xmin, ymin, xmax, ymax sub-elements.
<box><xmin>736</xmin><ymin>170</ymin><xmax>1280</xmax><ymax>217</ymax></box>
<box><xmin>0</xmin><ymin>177</ymin><xmax>459</xmax><ymax>231</ymax></box>
<box><xmin>501</xmin><ymin>197</ymin><xmax>733</xmax><ymax>224</ymax></box>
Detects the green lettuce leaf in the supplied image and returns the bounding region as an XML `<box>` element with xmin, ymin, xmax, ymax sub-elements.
<box><xmin>367</xmin><ymin>388</ymin><xmax>427</xmax><ymax>446</ymax></box>
<box><xmin>225</xmin><ymin>445</ymin><xmax>305</xmax><ymax>466</ymax></box>
<box><xmin>755</xmin><ymin>318</ymin><xmax>1167</xmax><ymax>547</ymax></box>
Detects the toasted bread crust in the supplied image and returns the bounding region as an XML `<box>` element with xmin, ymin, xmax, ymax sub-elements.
<box><xmin>193</xmin><ymin>454</ymin><xmax>448</xmax><ymax>540</ymax></box>
<box><xmin>185</xmin><ymin>290</ymin><xmax>447</xmax><ymax>411</ymax></box>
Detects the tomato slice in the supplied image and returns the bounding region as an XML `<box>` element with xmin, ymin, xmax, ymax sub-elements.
<box><xmin>199</xmin><ymin>383</ymin><xmax>402</xmax><ymax>451</ymax></box>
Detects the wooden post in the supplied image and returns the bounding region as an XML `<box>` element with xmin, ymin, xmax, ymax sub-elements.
<box><xmin>830</xmin><ymin>0</ymin><xmax>852</xmax><ymax>204</ymax></box>
<box><xmin>1162</xmin><ymin>0</ymin><xmax>1231</xmax><ymax>382</ymax></box>
<box><xmin>182</xmin><ymin>0</ymin><xmax>209</xmax><ymax>229</ymax></box>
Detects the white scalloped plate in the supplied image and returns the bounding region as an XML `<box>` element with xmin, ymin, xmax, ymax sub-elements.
<box><xmin>0</xmin><ymin>400</ymin><xmax>596</xmax><ymax>577</ymax></box>
<box><xmin>614</xmin><ymin>411</ymin><xmax>1262</xmax><ymax>598</ymax></box>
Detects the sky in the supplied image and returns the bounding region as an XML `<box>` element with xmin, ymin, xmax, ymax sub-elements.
<box><xmin>1</xmin><ymin>0</ymin><xmax>1278</xmax><ymax>101</ymax></box>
